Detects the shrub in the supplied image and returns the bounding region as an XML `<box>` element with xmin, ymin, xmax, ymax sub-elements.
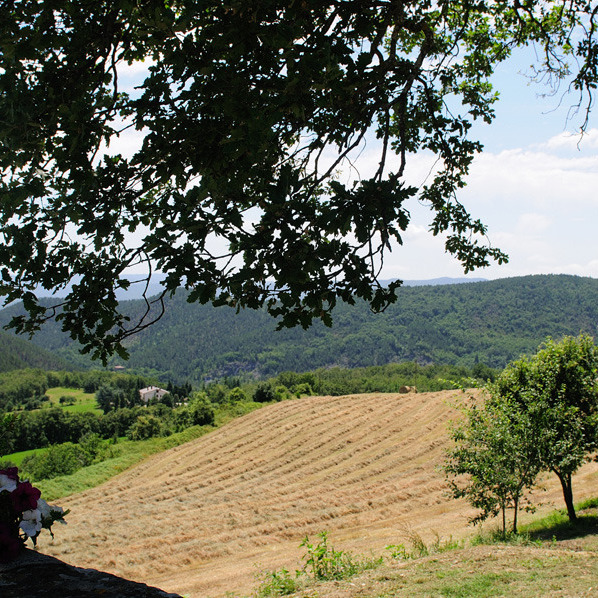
<box><xmin>254</xmin><ymin>382</ymin><xmax>276</xmax><ymax>403</ymax></box>
<box><xmin>293</xmin><ymin>383</ymin><xmax>313</xmax><ymax>397</ymax></box>
<box><xmin>300</xmin><ymin>531</ymin><xmax>378</xmax><ymax>581</ymax></box>
<box><xmin>228</xmin><ymin>387</ymin><xmax>248</xmax><ymax>403</ymax></box>
<box><xmin>274</xmin><ymin>385</ymin><xmax>292</xmax><ymax>401</ymax></box>
<box><xmin>189</xmin><ymin>397</ymin><xmax>215</xmax><ymax>426</ymax></box>
<box><xmin>127</xmin><ymin>415</ymin><xmax>162</xmax><ymax>441</ymax></box>
<box><xmin>21</xmin><ymin>442</ymin><xmax>90</xmax><ymax>480</ymax></box>
<box><xmin>207</xmin><ymin>384</ymin><xmax>228</xmax><ymax>404</ymax></box>
<box><xmin>255</xmin><ymin>569</ymin><xmax>303</xmax><ymax>597</ymax></box>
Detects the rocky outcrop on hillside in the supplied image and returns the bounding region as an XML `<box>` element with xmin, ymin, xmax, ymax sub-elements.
<box><xmin>0</xmin><ymin>549</ymin><xmax>181</xmax><ymax>598</ymax></box>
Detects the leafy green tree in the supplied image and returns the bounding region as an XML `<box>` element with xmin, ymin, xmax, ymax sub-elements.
<box><xmin>444</xmin><ymin>393</ymin><xmax>541</xmax><ymax>535</ymax></box>
<box><xmin>274</xmin><ymin>385</ymin><xmax>292</xmax><ymax>401</ymax></box>
<box><xmin>0</xmin><ymin>414</ymin><xmax>16</xmax><ymax>457</ymax></box>
<box><xmin>206</xmin><ymin>384</ymin><xmax>229</xmax><ymax>405</ymax></box>
<box><xmin>95</xmin><ymin>385</ymin><xmax>117</xmax><ymax>413</ymax></box>
<box><xmin>158</xmin><ymin>392</ymin><xmax>174</xmax><ymax>408</ymax></box>
<box><xmin>21</xmin><ymin>442</ymin><xmax>89</xmax><ymax>481</ymax></box>
<box><xmin>493</xmin><ymin>334</ymin><xmax>598</xmax><ymax>521</ymax></box>
<box><xmin>254</xmin><ymin>382</ymin><xmax>277</xmax><ymax>403</ymax></box>
<box><xmin>446</xmin><ymin>334</ymin><xmax>598</xmax><ymax>531</ymax></box>
<box><xmin>293</xmin><ymin>383</ymin><xmax>314</xmax><ymax>398</ymax></box>
<box><xmin>127</xmin><ymin>415</ymin><xmax>162</xmax><ymax>441</ymax></box>
<box><xmin>3</xmin><ymin>2</ymin><xmax>596</xmax><ymax>359</ymax></box>
<box><xmin>188</xmin><ymin>396</ymin><xmax>215</xmax><ymax>426</ymax></box>
<box><xmin>228</xmin><ymin>387</ymin><xmax>248</xmax><ymax>403</ymax></box>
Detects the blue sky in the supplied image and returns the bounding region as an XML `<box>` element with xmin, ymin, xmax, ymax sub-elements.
<box><xmin>383</xmin><ymin>49</ymin><xmax>598</xmax><ymax>282</ymax></box>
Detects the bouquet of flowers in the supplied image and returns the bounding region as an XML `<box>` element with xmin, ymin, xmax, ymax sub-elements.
<box><xmin>0</xmin><ymin>467</ymin><xmax>68</xmax><ymax>562</ymax></box>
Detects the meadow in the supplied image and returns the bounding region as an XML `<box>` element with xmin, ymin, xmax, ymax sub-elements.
<box><xmin>44</xmin><ymin>386</ymin><xmax>101</xmax><ymax>414</ymax></box>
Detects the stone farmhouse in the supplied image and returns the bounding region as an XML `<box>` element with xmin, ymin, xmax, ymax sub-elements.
<box><xmin>139</xmin><ymin>386</ymin><xmax>168</xmax><ymax>404</ymax></box>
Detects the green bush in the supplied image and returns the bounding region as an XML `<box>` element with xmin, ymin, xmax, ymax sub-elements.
<box><xmin>292</xmin><ymin>382</ymin><xmax>313</xmax><ymax>397</ymax></box>
<box><xmin>127</xmin><ymin>415</ymin><xmax>162</xmax><ymax>441</ymax></box>
<box><xmin>207</xmin><ymin>384</ymin><xmax>228</xmax><ymax>404</ymax></box>
<box><xmin>255</xmin><ymin>568</ymin><xmax>303</xmax><ymax>597</ymax></box>
<box><xmin>300</xmin><ymin>531</ymin><xmax>380</xmax><ymax>581</ymax></box>
<box><xmin>274</xmin><ymin>385</ymin><xmax>291</xmax><ymax>401</ymax></box>
<box><xmin>254</xmin><ymin>382</ymin><xmax>276</xmax><ymax>403</ymax></box>
<box><xmin>21</xmin><ymin>442</ymin><xmax>89</xmax><ymax>480</ymax></box>
<box><xmin>188</xmin><ymin>396</ymin><xmax>215</xmax><ymax>426</ymax></box>
<box><xmin>228</xmin><ymin>387</ymin><xmax>248</xmax><ymax>403</ymax></box>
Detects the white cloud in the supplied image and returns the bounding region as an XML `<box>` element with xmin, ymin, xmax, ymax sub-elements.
<box><xmin>377</xmin><ymin>127</ymin><xmax>598</xmax><ymax>280</ymax></box>
<box><xmin>515</xmin><ymin>213</ymin><xmax>551</xmax><ymax>235</ymax></box>
<box><xmin>542</xmin><ymin>128</ymin><xmax>598</xmax><ymax>151</ymax></box>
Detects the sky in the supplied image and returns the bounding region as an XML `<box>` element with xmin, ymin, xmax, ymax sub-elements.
<box><xmin>111</xmin><ymin>47</ymin><xmax>598</xmax><ymax>286</ymax></box>
<box><xmin>381</xmin><ymin>50</ymin><xmax>598</xmax><ymax>282</ymax></box>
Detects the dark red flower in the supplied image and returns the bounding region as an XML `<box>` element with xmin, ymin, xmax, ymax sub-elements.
<box><xmin>10</xmin><ymin>482</ymin><xmax>41</xmax><ymax>513</ymax></box>
<box><xmin>0</xmin><ymin>522</ymin><xmax>22</xmax><ymax>563</ymax></box>
<box><xmin>0</xmin><ymin>468</ymin><xmax>19</xmax><ymax>482</ymax></box>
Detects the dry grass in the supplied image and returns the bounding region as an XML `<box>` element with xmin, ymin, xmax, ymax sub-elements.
<box><xmin>41</xmin><ymin>390</ymin><xmax>598</xmax><ymax>597</ymax></box>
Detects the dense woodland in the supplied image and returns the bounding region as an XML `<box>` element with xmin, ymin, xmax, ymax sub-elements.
<box><xmin>1</xmin><ymin>275</ymin><xmax>596</xmax><ymax>383</ymax></box>
<box><xmin>0</xmin><ymin>330</ymin><xmax>71</xmax><ymax>372</ymax></box>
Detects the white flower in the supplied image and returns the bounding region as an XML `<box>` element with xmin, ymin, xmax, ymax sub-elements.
<box><xmin>36</xmin><ymin>498</ymin><xmax>65</xmax><ymax>526</ymax></box>
<box><xmin>36</xmin><ymin>498</ymin><xmax>51</xmax><ymax>518</ymax></box>
<box><xmin>0</xmin><ymin>474</ymin><xmax>17</xmax><ymax>493</ymax></box>
<box><xmin>20</xmin><ymin>509</ymin><xmax>42</xmax><ymax>538</ymax></box>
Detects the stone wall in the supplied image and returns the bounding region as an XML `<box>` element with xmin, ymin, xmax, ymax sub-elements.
<box><xmin>0</xmin><ymin>549</ymin><xmax>182</xmax><ymax>598</ymax></box>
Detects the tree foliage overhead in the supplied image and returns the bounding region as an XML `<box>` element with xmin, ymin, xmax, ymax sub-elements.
<box><xmin>1</xmin><ymin>1</ymin><xmax>596</xmax><ymax>360</ymax></box>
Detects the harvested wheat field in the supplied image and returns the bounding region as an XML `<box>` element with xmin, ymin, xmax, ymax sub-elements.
<box><xmin>43</xmin><ymin>390</ymin><xmax>598</xmax><ymax>597</ymax></box>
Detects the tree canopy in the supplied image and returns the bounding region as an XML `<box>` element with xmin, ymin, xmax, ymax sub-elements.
<box><xmin>445</xmin><ymin>334</ymin><xmax>598</xmax><ymax>531</ymax></box>
<box><xmin>1</xmin><ymin>1</ymin><xmax>597</xmax><ymax>360</ymax></box>
<box><xmin>492</xmin><ymin>334</ymin><xmax>598</xmax><ymax>521</ymax></box>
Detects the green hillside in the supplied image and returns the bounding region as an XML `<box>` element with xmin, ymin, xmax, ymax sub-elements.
<box><xmin>0</xmin><ymin>329</ymin><xmax>72</xmax><ymax>373</ymax></box>
<box><xmin>1</xmin><ymin>274</ymin><xmax>597</xmax><ymax>381</ymax></box>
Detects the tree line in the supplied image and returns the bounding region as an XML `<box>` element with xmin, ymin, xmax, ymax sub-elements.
<box><xmin>0</xmin><ymin>369</ymin><xmax>154</xmax><ymax>413</ymax></box>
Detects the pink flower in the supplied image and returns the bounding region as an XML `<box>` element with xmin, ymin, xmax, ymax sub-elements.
<box><xmin>10</xmin><ymin>482</ymin><xmax>41</xmax><ymax>513</ymax></box>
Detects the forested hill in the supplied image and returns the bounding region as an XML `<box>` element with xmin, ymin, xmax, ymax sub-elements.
<box><xmin>0</xmin><ymin>274</ymin><xmax>596</xmax><ymax>381</ymax></box>
<box><xmin>0</xmin><ymin>330</ymin><xmax>71</xmax><ymax>373</ymax></box>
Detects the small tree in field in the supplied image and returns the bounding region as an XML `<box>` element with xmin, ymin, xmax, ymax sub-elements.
<box><xmin>493</xmin><ymin>334</ymin><xmax>598</xmax><ymax>521</ymax></box>
<box><xmin>445</xmin><ymin>334</ymin><xmax>598</xmax><ymax>532</ymax></box>
<box><xmin>444</xmin><ymin>393</ymin><xmax>541</xmax><ymax>535</ymax></box>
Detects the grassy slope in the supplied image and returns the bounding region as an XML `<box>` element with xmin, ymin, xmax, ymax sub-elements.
<box><xmin>40</xmin><ymin>391</ymin><xmax>598</xmax><ymax>597</ymax></box>
<box><xmin>44</xmin><ymin>386</ymin><xmax>101</xmax><ymax>414</ymax></box>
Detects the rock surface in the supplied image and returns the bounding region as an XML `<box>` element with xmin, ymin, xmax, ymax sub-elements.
<box><xmin>0</xmin><ymin>549</ymin><xmax>182</xmax><ymax>598</ymax></box>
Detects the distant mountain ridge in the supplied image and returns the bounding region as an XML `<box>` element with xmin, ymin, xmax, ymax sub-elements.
<box><xmin>29</xmin><ymin>275</ymin><xmax>484</xmax><ymax>301</ymax></box>
<box><xmin>401</xmin><ymin>276</ymin><xmax>487</xmax><ymax>286</ymax></box>
<box><xmin>1</xmin><ymin>274</ymin><xmax>596</xmax><ymax>381</ymax></box>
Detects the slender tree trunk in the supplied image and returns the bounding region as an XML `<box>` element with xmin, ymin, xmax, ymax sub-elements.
<box><xmin>556</xmin><ymin>471</ymin><xmax>577</xmax><ymax>521</ymax></box>
<box><xmin>512</xmin><ymin>496</ymin><xmax>519</xmax><ymax>535</ymax></box>
<box><xmin>501</xmin><ymin>504</ymin><xmax>507</xmax><ymax>538</ymax></box>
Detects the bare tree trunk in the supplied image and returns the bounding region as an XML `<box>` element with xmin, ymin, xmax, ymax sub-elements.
<box><xmin>556</xmin><ymin>471</ymin><xmax>577</xmax><ymax>521</ymax></box>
